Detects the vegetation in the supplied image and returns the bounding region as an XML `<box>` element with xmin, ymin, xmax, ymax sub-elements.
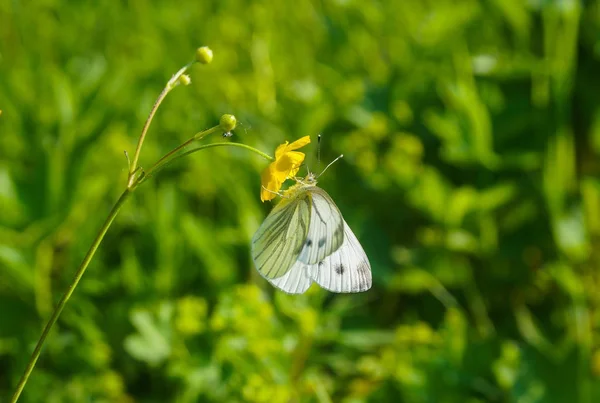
<box><xmin>1</xmin><ymin>1</ymin><xmax>600</xmax><ymax>402</ymax></box>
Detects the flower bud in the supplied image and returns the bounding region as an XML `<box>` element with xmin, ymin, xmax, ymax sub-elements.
<box><xmin>195</xmin><ymin>46</ymin><xmax>213</xmax><ymax>64</ymax></box>
<box><xmin>178</xmin><ymin>74</ymin><xmax>191</xmax><ymax>86</ymax></box>
<box><xmin>219</xmin><ymin>114</ymin><xmax>237</xmax><ymax>132</ymax></box>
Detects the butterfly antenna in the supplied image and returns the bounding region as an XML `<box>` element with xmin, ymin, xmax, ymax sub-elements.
<box><xmin>317</xmin><ymin>154</ymin><xmax>343</xmax><ymax>178</ymax></box>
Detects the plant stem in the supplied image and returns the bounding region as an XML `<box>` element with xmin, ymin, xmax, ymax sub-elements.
<box><xmin>180</xmin><ymin>142</ymin><xmax>273</xmax><ymax>162</ymax></box>
<box><xmin>128</xmin><ymin>62</ymin><xmax>194</xmax><ymax>186</ymax></box>
<box><xmin>145</xmin><ymin>126</ymin><xmax>221</xmax><ymax>177</ymax></box>
<box><xmin>10</xmin><ymin>189</ymin><xmax>133</xmax><ymax>403</ymax></box>
<box><xmin>142</xmin><ymin>142</ymin><xmax>273</xmax><ymax>182</ymax></box>
<box><xmin>128</xmin><ymin>87</ymin><xmax>169</xmax><ymax>186</ymax></box>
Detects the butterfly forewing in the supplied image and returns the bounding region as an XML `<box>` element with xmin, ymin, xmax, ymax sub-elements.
<box><xmin>297</xmin><ymin>187</ymin><xmax>344</xmax><ymax>265</ymax></box>
<box><xmin>308</xmin><ymin>220</ymin><xmax>372</xmax><ymax>293</ymax></box>
<box><xmin>251</xmin><ymin>192</ymin><xmax>311</xmax><ymax>279</ymax></box>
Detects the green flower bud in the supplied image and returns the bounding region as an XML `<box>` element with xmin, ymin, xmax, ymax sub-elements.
<box><xmin>219</xmin><ymin>114</ymin><xmax>237</xmax><ymax>132</ymax></box>
<box><xmin>178</xmin><ymin>74</ymin><xmax>191</xmax><ymax>86</ymax></box>
<box><xmin>195</xmin><ymin>46</ymin><xmax>213</xmax><ymax>64</ymax></box>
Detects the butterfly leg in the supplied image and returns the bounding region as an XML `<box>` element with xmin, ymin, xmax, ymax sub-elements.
<box><xmin>261</xmin><ymin>185</ymin><xmax>290</xmax><ymax>199</ymax></box>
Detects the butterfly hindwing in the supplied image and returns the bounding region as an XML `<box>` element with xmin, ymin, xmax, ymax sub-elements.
<box><xmin>297</xmin><ymin>187</ymin><xmax>344</xmax><ymax>265</ymax></box>
<box><xmin>251</xmin><ymin>191</ymin><xmax>311</xmax><ymax>279</ymax></box>
<box><xmin>268</xmin><ymin>261</ymin><xmax>312</xmax><ymax>294</ymax></box>
<box><xmin>308</xmin><ymin>220</ymin><xmax>372</xmax><ymax>293</ymax></box>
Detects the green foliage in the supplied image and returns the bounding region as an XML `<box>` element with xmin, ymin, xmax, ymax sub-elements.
<box><xmin>2</xmin><ymin>0</ymin><xmax>600</xmax><ymax>401</ymax></box>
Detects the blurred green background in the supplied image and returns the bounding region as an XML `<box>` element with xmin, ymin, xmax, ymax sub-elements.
<box><xmin>2</xmin><ymin>0</ymin><xmax>600</xmax><ymax>402</ymax></box>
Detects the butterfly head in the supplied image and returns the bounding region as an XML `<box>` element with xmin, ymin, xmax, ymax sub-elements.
<box><xmin>296</xmin><ymin>172</ymin><xmax>318</xmax><ymax>187</ymax></box>
<box><xmin>295</xmin><ymin>153</ymin><xmax>344</xmax><ymax>187</ymax></box>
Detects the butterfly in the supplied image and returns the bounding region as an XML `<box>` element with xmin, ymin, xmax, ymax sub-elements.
<box><xmin>251</xmin><ymin>171</ymin><xmax>372</xmax><ymax>294</ymax></box>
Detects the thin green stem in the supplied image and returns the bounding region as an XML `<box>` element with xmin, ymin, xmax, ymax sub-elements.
<box><xmin>181</xmin><ymin>142</ymin><xmax>273</xmax><ymax>161</ymax></box>
<box><xmin>128</xmin><ymin>87</ymin><xmax>168</xmax><ymax>186</ymax></box>
<box><xmin>141</xmin><ymin>142</ymin><xmax>273</xmax><ymax>183</ymax></box>
<box><xmin>145</xmin><ymin>126</ymin><xmax>221</xmax><ymax>177</ymax></box>
<box><xmin>128</xmin><ymin>62</ymin><xmax>194</xmax><ymax>186</ymax></box>
<box><xmin>10</xmin><ymin>189</ymin><xmax>133</xmax><ymax>403</ymax></box>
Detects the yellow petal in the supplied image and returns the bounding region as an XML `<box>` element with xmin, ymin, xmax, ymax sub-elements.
<box><xmin>274</xmin><ymin>141</ymin><xmax>290</xmax><ymax>160</ymax></box>
<box><xmin>260</xmin><ymin>164</ymin><xmax>282</xmax><ymax>202</ymax></box>
<box><xmin>288</xmin><ymin>136</ymin><xmax>311</xmax><ymax>150</ymax></box>
<box><xmin>286</xmin><ymin>151</ymin><xmax>306</xmax><ymax>178</ymax></box>
<box><xmin>275</xmin><ymin>151</ymin><xmax>305</xmax><ymax>176</ymax></box>
<box><xmin>261</xmin><ymin>186</ymin><xmax>276</xmax><ymax>202</ymax></box>
<box><xmin>260</xmin><ymin>164</ymin><xmax>275</xmax><ymax>188</ymax></box>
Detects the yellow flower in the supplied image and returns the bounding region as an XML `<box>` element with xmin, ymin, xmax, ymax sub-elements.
<box><xmin>261</xmin><ymin>136</ymin><xmax>311</xmax><ymax>202</ymax></box>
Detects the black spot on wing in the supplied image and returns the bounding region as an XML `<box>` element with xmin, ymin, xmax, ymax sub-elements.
<box><xmin>318</xmin><ymin>238</ymin><xmax>326</xmax><ymax>248</ymax></box>
<box><xmin>334</xmin><ymin>264</ymin><xmax>345</xmax><ymax>275</ymax></box>
<box><xmin>316</xmin><ymin>261</ymin><xmax>325</xmax><ymax>281</ymax></box>
<box><xmin>297</xmin><ymin>238</ymin><xmax>312</xmax><ymax>255</ymax></box>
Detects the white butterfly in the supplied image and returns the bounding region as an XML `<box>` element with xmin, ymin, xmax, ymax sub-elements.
<box><xmin>251</xmin><ymin>172</ymin><xmax>372</xmax><ymax>294</ymax></box>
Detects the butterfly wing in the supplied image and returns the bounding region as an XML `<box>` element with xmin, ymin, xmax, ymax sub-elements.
<box><xmin>308</xmin><ymin>220</ymin><xmax>372</xmax><ymax>293</ymax></box>
<box><xmin>251</xmin><ymin>190</ymin><xmax>311</xmax><ymax>280</ymax></box>
<box><xmin>267</xmin><ymin>261</ymin><xmax>312</xmax><ymax>294</ymax></box>
<box><xmin>252</xmin><ymin>184</ymin><xmax>371</xmax><ymax>294</ymax></box>
<box><xmin>297</xmin><ymin>187</ymin><xmax>344</xmax><ymax>265</ymax></box>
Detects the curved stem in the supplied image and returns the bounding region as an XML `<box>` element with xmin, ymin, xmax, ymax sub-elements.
<box><xmin>10</xmin><ymin>189</ymin><xmax>133</xmax><ymax>403</ymax></box>
<box><xmin>141</xmin><ymin>142</ymin><xmax>273</xmax><ymax>183</ymax></box>
<box><xmin>145</xmin><ymin>126</ymin><xmax>221</xmax><ymax>177</ymax></box>
<box><xmin>181</xmin><ymin>142</ymin><xmax>273</xmax><ymax>161</ymax></box>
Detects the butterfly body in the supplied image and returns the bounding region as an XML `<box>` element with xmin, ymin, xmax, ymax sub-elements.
<box><xmin>252</xmin><ymin>173</ymin><xmax>372</xmax><ymax>294</ymax></box>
